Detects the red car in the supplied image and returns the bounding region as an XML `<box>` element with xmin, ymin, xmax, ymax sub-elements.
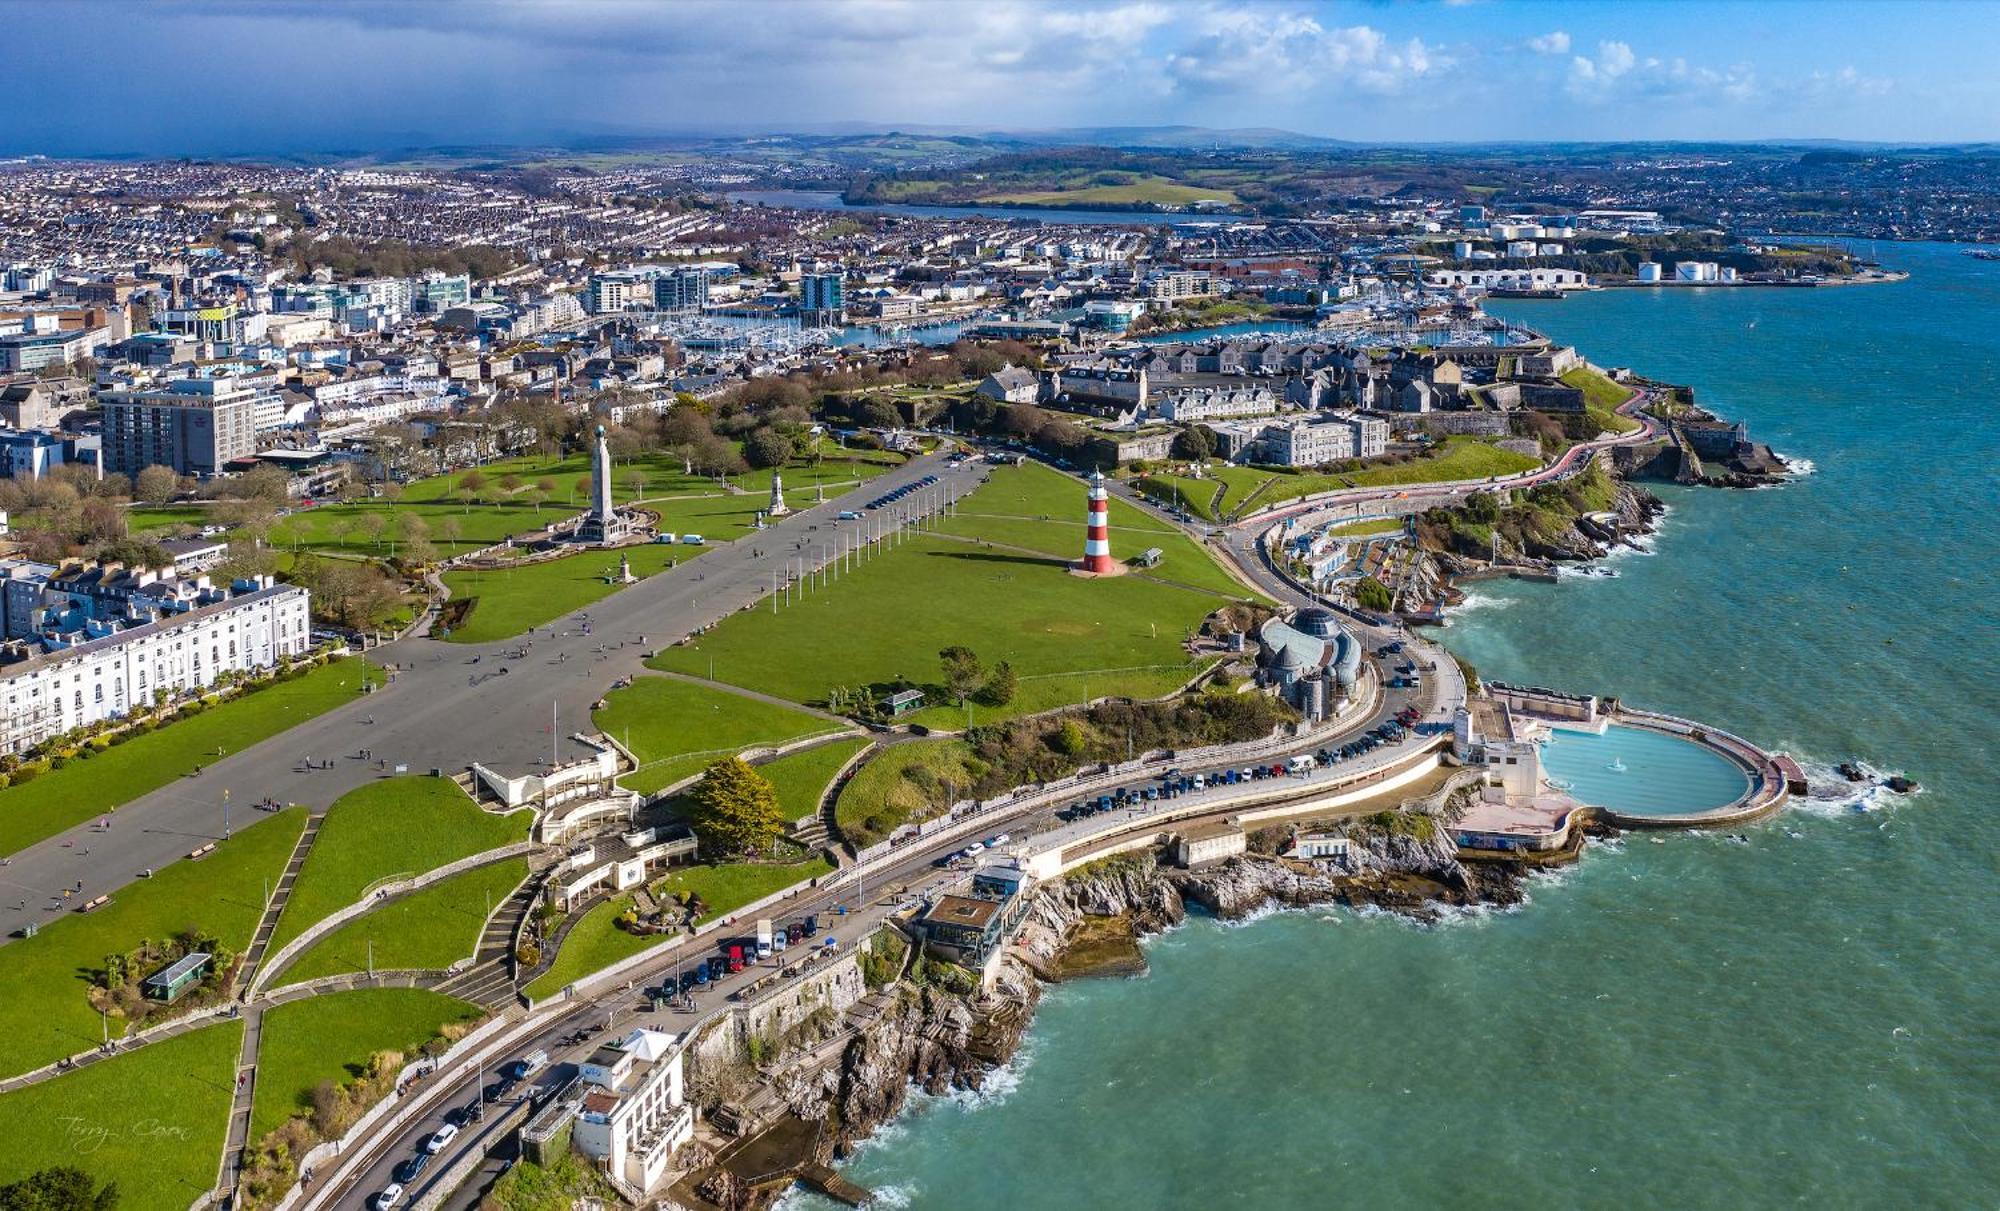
<box><xmin>727</xmin><ymin>945</ymin><xmax>744</xmax><ymax>974</ymax></box>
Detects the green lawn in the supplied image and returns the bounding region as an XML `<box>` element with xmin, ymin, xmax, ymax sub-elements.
<box><xmin>1327</xmin><ymin>517</ymin><xmax>1406</xmax><ymax>538</ymax></box>
<box><xmin>439</xmin><ymin>542</ymin><xmax>694</xmax><ymax>644</ymax></box>
<box><xmin>1561</xmin><ymin>367</ymin><xmax>1643</xmax><ymax>436</ymax></box>
<box><xmin>755</xmin><ymin>738</ymin><xmax>870</xmax><ymax>822</ymax></box>
<box><xmin>0</xmin><ymin>808</ymin><xmax>303</xmax><ymax>1079</ymax></box>
<box><xmin>1132</xmin><ymin>471</ymin><xmax>1223</xmax><ymax>522</ymax></box>
<box><xmin>125</xmin><ymin>504</ymin><xmax>219</xmax><ymax>535</ymax></box>
<box><xmin>0</xmin><ymin>659</ymin><xmax>372</xmax><ymax>856</ymax></box>
<box><xmin>834</xmin><ymin>738</ymin><xmax>980</xmax><ymax>847</ymax></box>
<box><xmin>248</xmin><ymin>450</ymin><xmax>893</xmax><ymax>564</ymax></box>
<box><xmin>522</xmin><ymin>897</ymin><xmax>656</xmax><ymax>1002</ymax></box>
<box><xmin>650</xmin><ymin>466</ymin><xmax>1229</xmax><ymax>728</ymax></box>
<box><xmin>936</xmin><ymin>464</ymin><xmax>1256</xmax><ymax>601</ymax></box>
<box><xmin>0</xmin><ymin>1019</ymin><xmax>241</xmax><ymax>1210</ymax></box>
<box><xmin>651</xmin><ymin>857</ymin><xmax>832</xmax><ymax>925</ymax></box>
<box><xmin>1235</xmin><ymin>438</ymin><xmax>1544</xmax><ymax>513</ymax></box>
<box><xmin>278</xmin><ymin>858</ymin><xmax>529</xmax><ymax>984</ymax></box>
<box><xmin>266</xmin><ymin>778</ymin><xmax>530</xmax><ymax>956</ymax></box>
<box><xmin>594</xmin><ymin>676</ymin><xmax>848</xmax><ymax>796</ymax></box>
<box><xmin>251</xmin><ymin>989</ymin><xmax>484</xmax><ymax>1140</ymax></box>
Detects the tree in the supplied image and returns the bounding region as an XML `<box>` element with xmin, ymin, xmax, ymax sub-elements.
<box><xmin>522</xmin><ymin>487</ymin><xmax>548</xmax><ymax>515</ymax></box>
<box><xmin>134</xmin><ymin>464</ymin><xmax>180</xmax><ymax>506</ymax></box>
<box><xmin>744</xmin><ymin>428</ymin><xmax>794</xmax><ymax>470</ymax></box>
<box><xmin>687</xmin><ymin>757</ymin><xmax>783</xmax><ymax>856</ymax></box>
<box><xmin>939</xmin><ymin>645</ymin><xmax>983</xmax><ymax>707</ymax></box>
<box><xmin>356</xmin><ymin>513</ymin><xmax>388</xmax><ymax>549</ymax></box>
<box><xmin>1355</xmin><ymin>575</ymin><xmax>1394</xmax><ymax>612</ymax></box>
<box><xmin>0</xmin><ymin>1166</ymin><xmax>119</xmax><ymax>1211</ymax></box>
<box><xmin>980</xmin><ymin>660</ymin><xmax>1017</xmax><ymax>707</ymax></box>
<box><xmin>621</xmin><ymin>467</ymin><xmax>649</xmax><ymax>499</ymax></box>
<box><xmin>1464</xmin><ymin>491</ymin><xmax>1500</xmax><ymax>524</ymax></box>
<box><xmin>456</xmin><ymin>469</ymin><xmax>488</xmax><ymax>512</ymax></box>
<box><xmin>1172</xmin><ymin>425</ymin><xmax>1217</xmax><ymax>462</ymax></box>
<box><xmin>433</xmin><ymin>516</ymin><xmax>461</xmax><ymax>550</ymax></box>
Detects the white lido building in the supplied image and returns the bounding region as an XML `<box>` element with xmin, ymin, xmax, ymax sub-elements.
<box><xmin>572</xmin><ymin>1028</ymin><xmax>696</xmax><ymax>1194</ymax></box>
<box><xmin>0</xmin><ymin>579</ymin><xmax>311</xmax><ymax>754</ymax></box>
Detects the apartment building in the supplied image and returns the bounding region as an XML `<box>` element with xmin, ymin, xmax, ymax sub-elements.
<box><xmin>0</xmin><ymin>578</ymin><xmax>311</xmax><ymax>754</ymax></box>
<box><xmin>570</xmin><ymin>1029</ymin><xmax>696</xmax><ymax>1195</ymax></box>
<box><xmin>99</xmin><ymin>378</ymin><xmax>259</xmax><ymax>475</ymax></box>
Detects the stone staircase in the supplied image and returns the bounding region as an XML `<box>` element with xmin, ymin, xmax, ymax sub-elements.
<box><xmin>240</xmin><ymin>811</ymin><xmax>325</xmax><ymax>985</ymax></box>
<box><xmin>436</xmin><ymin>875</ymin><xmax>541</xmax><ymax>1010</ymax></box>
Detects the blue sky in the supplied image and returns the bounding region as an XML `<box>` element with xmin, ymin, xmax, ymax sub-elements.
<box><xmin>8</xmin><ymin>1</ymin><xmax>1999</xmax><ymax>155</ymax></box>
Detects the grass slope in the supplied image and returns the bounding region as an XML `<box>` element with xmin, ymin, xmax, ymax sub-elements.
<box><xmin>653</xmin><ymin>858</ymin><xmax>832</xmax><ymax>925</ymax></box>
<box><xmin>756</xmin><ymin>738</ymin><xmax>870</xmax><ymax>823</ymax></box>
<box><xmin>0</xmin><ymin>659</ymin><xmax>372</xmax><ymax>855</ymax></box>
<box><xmin>0</xmin><ymin>1019</ymin><xmax>242</xmax><ymax>1210</ymax></box>
<box><xmin>279</xmin><ymin>858</ymin><xmax>528</xmax><ymax>984</ymax></box>
<box><xmin>0</xmin><ymin>808</ymin><xmax>303</xmax><ymax>1079</ymax></box>
<box><xmin>593</xmin><ymin>677</ymin><xmax>846</xmax><ymax>796</ymax></box>
<box><xmin>251</xmin><ymin>989</ymin><xmax>483</xmax><ymax>1139</ymax></box>
<box><xmin>266</xmin><ymin>778</ymin><xmax>529</xmax><ymax>955</ymax></box>
<box><xmin>834</xmin><ymin>738</ymin><xmax>979</xmax><ymax>847</ymax></box>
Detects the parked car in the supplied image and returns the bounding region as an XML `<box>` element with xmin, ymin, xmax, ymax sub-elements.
<box><xmin>394</xmin><ymin>1154</ymin><xmax>431</xmax><ymax>1184</ymax></box>
<box><xmin>424</xmin><ymin>1123</ymin><xmax>459</xmax><ymax>1154</ymax></box>
<box><xmin>372</xmin><ymin>1185</ymin><xmax>404</xmax><ymax>1211</ymax></box>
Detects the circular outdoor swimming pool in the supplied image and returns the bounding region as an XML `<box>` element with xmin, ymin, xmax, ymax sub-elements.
<box><xmin>1540</xmin><ymin>723</ymin><xmax>1751</xmax><ymax>817</ymax></box>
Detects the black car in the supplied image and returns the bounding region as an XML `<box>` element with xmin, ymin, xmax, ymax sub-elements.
<box><xmin>394</xmin><ymin>1153</ymin><xmax>431</xmax><ymax>1184</ymax></box>
<box><xmin>482</xmin><ymin>1080</ymin><xmax>508</xmax><ymax>1104</ymax></box>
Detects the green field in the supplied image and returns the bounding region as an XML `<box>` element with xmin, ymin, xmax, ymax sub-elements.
<box><xmin>251</xmin><ymin>989</ymin><xmax>483</xmax><ymax>1139</ymax></box>
<box><xmin>278</xmin><ymin>857</ymin><xmax>528</xmax><ymax>984</ymax></box>
<box><xmin>651</xmin><ymin>857</ymin><xmax>832</xmax><ymax>925</ymax></box>
<box><xmin>651</xmin><ymin>466</ymin><xmax>1232</xmax><ymax>727</ymax></box>
<box><xmin>0</xmin><ymin>659</ymin><xmax>372</xmax><ymax>856</ymax></box>
<box><xmin>981</xmin><ymin>176</ymin><xmax>1238</xmax><ymax>207</ymax></box>
<box><xmin>1561</xmin><ymin>367</ymin><xmax>1643</xmax><ymax>435</ymax></box>
<box><xmin>594</xmin><ymin>676</ymin><xmax>848</xmax><ymax>795</ymax></box>
<box><xmin>147</xmin><ymin>450</ymin><xmax>894</xmax><ymax>567</ymax></box>
<box><xmin>266</xmin><ymin>778</ymin><xmax>529</xmax><ymax>957</ymax></box>
<box><xmin>0</xmin><ymin>808</ymin><xmax>303</xmax><ymax>1079</ymax></box>
<box><xmin>1132</xmin><ymin>471</ymin><xmax>1223</xmax><ymax>522</ymax></box>
<box><xmin>439</xmin><ymin>542</ymin><xmax>689</xmax><ymax>644</ymax></box>
<box><xmin>935</xmin><ymin>464</ymin><xmax>1256</xmax><ymax>601</ymax></box>
<box><xmin>0</xmin><ymin>1019</ymin><xmax>241</xmax><ymax>1210</ymax></box>
<box><xmin>1327</xmin><ymin>517</ymin><xmax>1407</xmax><ymax>538</ymax></box>
<box><xmin>834</xmin><ymin>738</ymin><xmax>979</xmax><ymax>847</ymax></box>
<box><xmin>755</xmin><ymin>738</ymin><xmax>870</xmax><ymax>822</ymax></box>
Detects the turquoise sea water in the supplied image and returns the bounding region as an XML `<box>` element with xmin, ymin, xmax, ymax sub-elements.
<box><xmin>1540</xmin><ymin>725</ymin><xmax>1749</xmax><ymax>817</ymax></box>
<box><xmin>792</xmin><ymin>242</ymin><xmax>1999</xmax><ymax>1210</ymax></box>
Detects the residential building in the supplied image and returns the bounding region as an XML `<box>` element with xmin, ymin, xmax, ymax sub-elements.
<box><xmin>0</xmin><ymin>578</ymin><xmax>310</xmax><ymax>754</ymax></box>
<box><xmin>799</xmin><ymin>270</ymin><xmax>846</xmax><ymax>326</ymax></box>
<box><xmin>100</xmin><ymin>379</ymin><xmax>258</xmax><ymax>475</ymax></box>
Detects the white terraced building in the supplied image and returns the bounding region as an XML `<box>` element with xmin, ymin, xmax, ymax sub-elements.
<box><xmin>0</xmin><ymin>579</ymin><xmax>311</xmax><ymax>754</ymax></box>
<box><xmin>572</xmin><ymin>1028</ymin><xmax>697</xmax><ymax>1194</ymax></box>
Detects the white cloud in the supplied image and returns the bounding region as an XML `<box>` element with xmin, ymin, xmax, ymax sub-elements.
<box><xmin>1528</xmin><ymin>31</ymin><xmax>1570</xmax><ymax>55</ymax></box>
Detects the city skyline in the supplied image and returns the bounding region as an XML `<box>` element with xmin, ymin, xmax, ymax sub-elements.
<box><xmin>8</xmin><ymin>0</ymin><xmax>2000</xmax><ymax>157</ymax></box>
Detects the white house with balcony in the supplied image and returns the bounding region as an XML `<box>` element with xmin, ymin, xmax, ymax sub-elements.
<box><xmin>571</xmin><ymin>1028</ymin><xmax>697</xmax><ymax>1195</ymax></box>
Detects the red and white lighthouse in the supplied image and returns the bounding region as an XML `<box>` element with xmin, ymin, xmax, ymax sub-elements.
<box><xmin>1081</xmin><ymin>470</ymin><xmax>1117</xmax><ymax>574</ymax></box>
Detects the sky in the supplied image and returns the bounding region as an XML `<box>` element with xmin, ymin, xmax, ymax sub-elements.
<box><xmin>8</xmin><ymin>0</ymin><xmax>2000</xmax><ymax>156</ymax></box>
